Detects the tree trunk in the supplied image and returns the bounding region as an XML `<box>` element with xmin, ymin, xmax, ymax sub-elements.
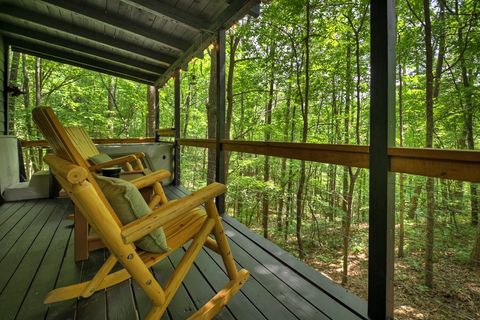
<box><xmin>342</xmin><ymin>169</ymin><xmax>356</xmax><ymax>285</ymax></box>
<box><xmin>262</xmin><ymin>42</ymin><xmax>276</xmax><ymax>239</ymax></box>
<box><xmin>146</xmin><ymin>85</ymin><xmax>156</xmax><ymax>137</ymax></box>
<box><xmin>278</xmin><ymin>65</ymin><xmax>294</xmax><ymax>231</ymax></box>
<box><xmin>225</xmin><ymin>34</ymin><xmax>240</xmax><ymax>185</ymax></box>
<box><xmin>8</xmin><ymin>52</ymin><xmax>20</xmax><ymax>133</ymax></box>
<box><xmin>183</xmin><ymin>82</ymin><xmax>191</xmax><ymax>140</ymax></box>
<box><xmin>459</xmin><ymin>29</ymin><xmax>478</xmax><ymax>226</ymax></box>
<box><xmin>295</xmin><ymin>1</ymin><xmax>311</xmax><ymax>259</ymax></box>
<box><xmin>107</xmin><ymin>77</ymin><xmax>116</xmax><ymax>136</ymax></box>
<box><xmin>398</xmin><ymin>55</ymin><xmax>406</xmax><ymax>258</ymax></box>
<box><xmin>407</xmin><ymin>183</ymin><xmax>423</xmax><ymax>220</ymax></box>
<box><xmin>423</xmin><ymin>0</ymin><xmax>435</xmax><ymax>288</ymax></box>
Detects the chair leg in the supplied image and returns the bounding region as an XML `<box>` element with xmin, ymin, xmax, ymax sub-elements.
<box><xmin>81</xmin><ymin>254</ymin><xmax>117</xmax><ymax>298</ymax></box>
<box><xmin>187</xmin><ymin>269</ymin><xmax>249</xmax><ymax>320</ymax></box>
<box><xmin>74</xmin><ymin>206</ymin><xmax>89</xmax><ymax>262</ymax></box>
<box><xmin>205</xmin><ymin>200</ymin><xmax>238</xmax><ymax>280</ymax></box>
<box><xmin>151</xmin><ymin>218</ymin><xmax>216</xmax><ymax>318</ymax></box>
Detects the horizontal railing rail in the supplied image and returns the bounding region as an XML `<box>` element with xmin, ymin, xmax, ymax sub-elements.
<box><xmin>22</xmin><ymin>137</ymin><xmax>480</xmax><ymax>182</ymax></box>
<box><xmin>178</xmin><ymin>138</ymin><xmax>480</xmax><ymax>183</ymax></box>
<box><xmin>20</xmin><ymin>137</ymin><xmax>157</xmax><ymax>148</ymax></box>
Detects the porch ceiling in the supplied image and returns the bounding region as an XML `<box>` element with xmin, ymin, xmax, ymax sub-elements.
<box><xmin>0</xmin><ymin>0</ymin><xmax>259</xmax><ymax>86</ymax></box>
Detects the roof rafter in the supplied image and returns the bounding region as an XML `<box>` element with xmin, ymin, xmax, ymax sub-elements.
<box><xmin>40</xmin><ymin>0</ymin><xmax>190</xmax><ymax>52</ymax></box>
<box><xmin>9</xmin><ymin>38</ymin><xmax>157</xmax><ymax>84</ymax></box>
<box><xmin>0</xmin><ymin>4</ymin><xmax>176</xmax><ymax>66</ymax></box>
<box><xmin>121</xmin><ymin>0</ymin><xmax>209</xmax><ymax>32</ymax></box>
<box><xmin>2</xmin><ymin>22</ymin><xmax>166</xmax><ymax>75</ymax></box>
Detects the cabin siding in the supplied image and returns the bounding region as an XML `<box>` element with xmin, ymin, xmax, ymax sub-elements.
<box><xmin>0</xmin><ymin>35</ymin><xmax>5</xmax><ymax>135</ymax></box>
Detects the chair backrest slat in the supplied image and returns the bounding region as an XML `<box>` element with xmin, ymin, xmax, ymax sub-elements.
<box><xmin>65</xmin><ymin>127</ymin><xmax>100</xmax><ymax>160</ymax></box>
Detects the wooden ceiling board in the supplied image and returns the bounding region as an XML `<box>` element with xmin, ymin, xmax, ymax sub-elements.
<box><xmin>1</xmin><ymin>24</ymin><xmax>166</xmax><ymax>74</ymax></box>
<box><xmin>41</xmin><ymin>0</ymin><xmax>190</xmax><ymax>52</ymax></box>
<box><xmin>0</xmin><ymin>0</ymin><xmax>259</xmax><ymax>86</ymax></box>
<box><xmin>0</xmin><ymin>4</ymin><xmax>179</xmax><ymax>65</ymax></box>
<box><xmin>8</xmin><ymin>37</ymin><xmax>158</xmax><ymax>84</ymax></box>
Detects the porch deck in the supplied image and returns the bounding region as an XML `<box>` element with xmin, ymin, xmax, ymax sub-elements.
<box><xmin>0</xmin><ymin>185</ymin><xmax>367</xmax><ymax>320</ymax></box>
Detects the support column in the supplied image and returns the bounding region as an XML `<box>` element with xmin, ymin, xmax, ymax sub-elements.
<box><xmin>215</xmin><ymin>29</ymin><xmax>226</xmax><ymax>215</ymax></box>
<box><xmin>368</xmin><ymin>1</ymin><xmax>396</xmax><ymax>319</ymax></box>
<box><xmin>154</xmin><ymin>87</ymin><xmax>159</xmax><ymax>131</ymax></box>
<box><xmin>173</xmin><ymin>69</ymin><xmax>181</xmax><ymax>186</ymax></box>
<box><xmin>3</xmin><ymin>38</ymin><xmax>8</xmax><ymax>135</ymax></box>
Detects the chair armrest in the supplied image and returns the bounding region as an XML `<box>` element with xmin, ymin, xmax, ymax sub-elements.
<box><xmin>121</xmin><ymin>182</ymin><xmax>226</xmax><ymax>244</ymax></box>
<box><xmin>89</xmin><ymin>155</ymin><xmax>138</xmax><ymax>171</ymax></box>
<box><xmin>133</xmin><ymin>152</ymin><xmax>145</xmax><ymax>159</ymax></box>
<box><xmin>129</xmin><ymin>169</ymin><xmax>171</xmax><ymax>189</ymax></box>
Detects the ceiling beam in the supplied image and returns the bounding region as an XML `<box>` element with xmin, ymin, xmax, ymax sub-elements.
<box><xmin>41</xmin><ymin>0</ymin><xmax>190</xmax><ymax>52</ymax></box>
<box><xmin>8</xmin><ymin>38</ymin><xmax>157</xmax><ymax>84</ymax></box>
<box><xmin>122</xmin><ymin>0</ymin><xmax>209</xmax><ymax>32</ymax></box>
<box><xmin>0</xmin><ymin>4</ymin><xmax>177</xmax><ymax>66</ymax></box>
<box><xmin>155</xmin><ymin>0</ymin><xmax>259</xmax><ymax>87</ymax></box>
<box><xmin>1</xmin><ymin>22</ymin><xmax>166</xmax><ymax>75</ymax></box>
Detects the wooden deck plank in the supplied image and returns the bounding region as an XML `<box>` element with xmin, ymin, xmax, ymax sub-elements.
<box><xmin>131</xmin><ymin>258</ymin><xmax>171</xmax><ymax>320</ymax></box>
<box><xmin>153</xmin><ymin>257</ymin><xmax>198</xmax><ymax>320</ymax></box>
<box><xmin>0</xmin><ymin>200</ymin><xmax>67</xmax><ymax>319</ymax></box>
<box><xmin>0</xmin><ymin>201</ymin><xmax>14</xmax><ymax>211</ymax></box>
<box><xmin>224</xmin><ymin>221</ymin><xmax>356</xmax><ymax>319</ymax></box>
<box><xmin>0</xmin><ymin>201</ymin><xmax>47</xmax><ymax>262</ymax></box>
<box><xmin>0</xmin><ymin>201</ymin><xmax>24</xmax><ymax>225</ymax></box>
<box><xmin>0</xmin><ymin>201</ymin><xmax>58</xmax><ymax>293</ymax></box>
<box><xmin>168</xmin><ymin>248</ymin><xmax>235</xmax><ymax>320</ymax></box>
<box><xmin>0</xmin><ymin>186</ymin><xmax>369</xmax><ymax>320</ymax></box>
<box><xmin>76</xmin><ymin>249</ymin><xmax>107</xmax><ymax>320</ymax></box>
<box><xmin>106</xmin><ymin>279</ymin><xmax>138</xmax><ymax>320</ymax></box>
<box><xmin>193</xmin><ymin>248</ymin><xmax>266</xmax><ymax>320</ymax></box>
<box><xmin>14</xmin><ymin>200</ymin><xmax>72</xmax><ymax>319</ymax></box>
<box><xmin>166</xmin><ymin>185</ymin><xmax>365</xmax><ymax>319</ymax></box>
<box><xmin>0</xmin><ymin>200</ymin><xmax>38</xmax><ymax>242</ymax></box>
<box><xmin>203</xmin><ymin>244</ymin><xmax>299</xmax><ymax>320</ymax></box>
<box><xmin>205</xmin><ymin>238</ymin><xmax>328</xmax><ymax>320</ymax></box>
<box><xmin>45</xmin><ymin>214</ymin><xmax>82</xmax><ymax>320</ymax></box>
<box><xmin>224</xmin><ymin>217</ymin><xmax>368</xmax><ymax>319</ymax></box>
<box><xmin>164</xmin><ymin>186</ymin><xmax>303</xmax><ymax>319</ymax></box>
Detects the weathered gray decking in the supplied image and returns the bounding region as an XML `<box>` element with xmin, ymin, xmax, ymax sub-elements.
<box><xmin>0</xmin><ymin>185</ymin><xmax>367</xmax><ymax>320</ymax></box>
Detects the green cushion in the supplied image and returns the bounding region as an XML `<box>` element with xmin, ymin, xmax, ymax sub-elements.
<box><xmin>95</xmin><ymin>175</ymin><xmax>169</xmax><ymax>253</ymax></box>
<box><xmin>89</xmin><ymin>153</ymin><xmax>113</xmax><ymax>165</ymax></box>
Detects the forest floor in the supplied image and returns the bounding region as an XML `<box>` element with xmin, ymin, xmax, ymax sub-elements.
<box><xmin>263</xmin><ymin>220</ymin><xmax>480</xmax><ymax>320</ymax></box>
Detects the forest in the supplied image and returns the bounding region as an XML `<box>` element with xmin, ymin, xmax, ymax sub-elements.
<box><xmin>6</xmin><ymin>0</ymin><xmax>480</xmax><ymax>319</ymax></box>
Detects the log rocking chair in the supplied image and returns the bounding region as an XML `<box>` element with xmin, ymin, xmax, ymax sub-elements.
<box><xmin>33</xmin><ymin>106</ymin><xmax>248</xmax><ymax>319</ymax></box>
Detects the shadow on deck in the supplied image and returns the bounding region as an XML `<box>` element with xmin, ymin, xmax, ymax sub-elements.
<box><xmin>0</xmin><ymin>185</ymin><xmax>367</xmax><ymax>320</ymax></box>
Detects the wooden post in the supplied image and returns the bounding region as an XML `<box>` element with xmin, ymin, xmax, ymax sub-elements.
<box><xmin>3</xmin><ymin>38</ymin><xmax>9</xmax><ymax>135</ymax></box>
<box><xmin>173</xmin><ymin>69</ymin><xmax>181</xmax><ymax>186</ymax></box>
<box><xmin>155</xmin><ymin>87</ymin><xmax>160</xmax><ymax>131</ymax></box>
<box><xmin>215</xmin><ymin>29</ymin><xmax>226</xmax><ymax>214</ymax></box>
<box><xmin>369</xmin><ymin>1</ymin><xmax>396</xmax><ymax>319</ymax></box>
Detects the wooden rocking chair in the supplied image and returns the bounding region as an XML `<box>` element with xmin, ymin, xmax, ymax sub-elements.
<box><xmin>33</xmin><ymin>107</ymin><xmax>248</xmax><ymax>319</ymax></box>
<box><xmin>64</xmin><ymin>125</ymin><xmax>169</xmax><ymax>208</ymax></box>
<box><xmin>33</xmin><ymin>107</ymin><xmax>169</xmax><ymax>261</ymax></box>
